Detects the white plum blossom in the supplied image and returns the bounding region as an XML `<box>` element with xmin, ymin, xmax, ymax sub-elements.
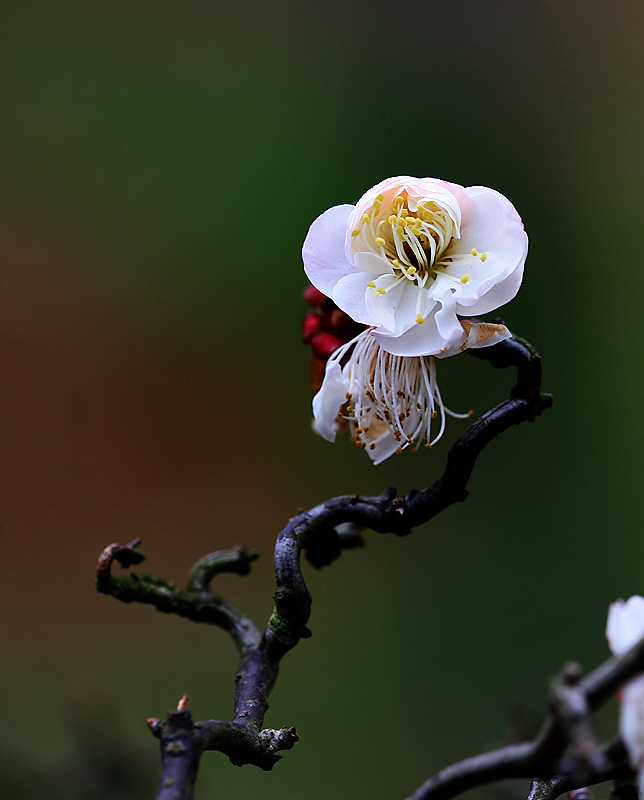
<box><xmin>303</xmin><ymin>176</ymin><xmax>527</xmax><ymax>357</ymax></box>
<box><xmin>312</xmin><ymin>323</ymin><xmax>508</xmax><ymax>464</ymax></box>
<box><xmin>606</xmin><ymin>595</ymin><xmax>644</xmax><ymax>797</ymax></box>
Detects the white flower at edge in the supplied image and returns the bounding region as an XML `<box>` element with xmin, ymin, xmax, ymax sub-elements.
<box><xmin>313</xmin><ymin>324</ymin><xmax>508</xmax><ymax>465</ymax></box>
<box><xmin>606</xmin><ymin>595</ymin><xmax>644</xmax><ymax>796</ymax></box>
<box><xmin>303</xmin><ymin>176</ymin><xmax>527</xmax><ymax>357</ymax></box>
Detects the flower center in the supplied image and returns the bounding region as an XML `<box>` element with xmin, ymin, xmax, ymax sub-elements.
<box><xmin>352</xmin><ymin>193</ymin><xmax>458</xmax><ymax>282</ymax></box>
<box><xmin>352</xmin><ymin>192</ymin><xmax>487</xmax><ymax>325</ymax></box>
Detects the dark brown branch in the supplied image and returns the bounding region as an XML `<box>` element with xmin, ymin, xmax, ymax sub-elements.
<box><xmin>95</xmin><ymin>333</ymin><xmax>552</xmax><ymax>796</ymax></box>
<box><xmin>96</xmin><ymin>541</ymin><xmax>261</xmax><ymax>655</ymax></box>
<box><xmin>404</xmin><ymin>637</ymin><xmax>644</xmax><ymax>800</ymax></box>
<box><xmin>264</xmin><ymin>334</ymin><xmax>552</xmax><ymax>662</ymax></box>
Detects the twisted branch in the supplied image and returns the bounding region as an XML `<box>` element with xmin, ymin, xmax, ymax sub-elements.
<box><xmin>95</xmin><ymin>333</ymin><xmax>552</xmax><ymax>799</ymax></box>
<box><xmin>405</xmin><ymin>640</ymin><xmax>644</xmax><ymax>800</ymax></box>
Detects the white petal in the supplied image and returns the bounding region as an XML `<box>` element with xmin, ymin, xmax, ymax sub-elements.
<box><xmin>621</xmin><ymin>679</ymin><xmax>644</xmax><ymax>772</ymax></box>
<box><xmin>459</xmin><ymin>262</ymin><xmax>525</xmax><ymax>316</ymax></box>
<box><xmin>312</xmin><ymin>358</ymin><xmax>348</xmax><ymax>442</ymax></box>
<box><xmin>370</xmin><ymin>435</ymin><xmax>402</xmax><ymax>465</ymax></box>
<box><xmin>607</xmin><ymin>596</ymin><xmax>644</xmax><ymax>656</ymax></box>
<box><xmin>366</xmin><ymin>279</ymin><xmax>422</xmax><ymax>336</ymax></box>
<box><xmin>332</xmin><ymin>271</ymin><xmax>380</xmax><ymax>326</ymax></box>
<box><xmin>303</xmin><ymin>204</ymin><xmax>355</xmax><ymax>297</ymax></box>
<box><xmin>433</xmin><ymin>293</ymin><xmax>465</xmax><ymax>346</ymax></box>
<box><xmin>440</xmin><ymin>252</ymin><xmax>509</xmax><ymax>308</ymax></box>
<box><xmin>374</xmin><ymin>304</ymin><xmax>462</xmax><ymax>356</ymax></box>
<box><xmin>353</xmin><ymin>250</ymin><xmax>392</xmax><ymax>275</ymax></box>
<box><xmin>450</xmin><ymin>186</ymin><xmax>527</xmax><ymax>314</ymax></box>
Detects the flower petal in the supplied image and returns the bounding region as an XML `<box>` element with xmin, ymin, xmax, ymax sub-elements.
<box><xmin>459</xmin><ymin>262</ymin><xmax>525</xmax><ymax>316</ymax></box>
<box><xmin>303</xmin><ymin>204</ymin><xmax>354</xmax><ymax>297</ymax></box>
<box><xmin>332</xmin><ymin>271</ymin><xmax>380</xmax><ymax>326</ymax></box>
<box><xmin>452</xmin><ymin>187</ymin><xmax>527</xmax><ymax>314</ymax></box>
<box><xmin>436</xmin><ymin>322</ymin><xmax>511</xmax><ymax>359</ymax></box>
<box><xmin>607</xmin><ymin>596</ymin><xmax>644</xmax><ymax>656</ymax></box>
<box><xmin>373</xmin><ymin>303</ymin><xmax>462</xmax><ymax>356</ymax></box>
<box><xmin>621</xmin><ymin>679</ymin><xmax>644</xmax><ymax>772</ymax></box>
<box><xmin>312</xmin><ymin>357</ymin><xmax>348</xmax><ymax>442</ymax></box>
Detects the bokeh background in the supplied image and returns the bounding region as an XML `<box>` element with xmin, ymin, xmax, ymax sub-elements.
<box><xmin>3</xmin><ymin>1</ymin><xmax>644</xmax><ymax>798</ymax></box>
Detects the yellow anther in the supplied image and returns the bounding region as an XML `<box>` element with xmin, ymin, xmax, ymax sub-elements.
<box><xmin>392</xmin><ymin>258</ymin><xmax>401</xmax><ymax>268</ymax></box>
<box><xmin>397</xmin><ymin>227</ymin><xmax>405</xmax><ymax>239</ymax></box>
<box><xmin>376</xmin><ymin>194</ymin><xmax>384</xmax><ymax>202</ymax></box>
<box><xmin>377</xmin><ymin>287</ymin><xmax>387</xmax><ymax>295</ymax></box>
<box><xmin>460</xmin><ymin>273</ymin><xmax>470</xmax><ymax>284</ymax></box>
<box><xmin>346</xmin><ymin>405</ymin><xmax>353</xmax><ymax>413</ymax></box>
<box><xmin>362</xmin><ymin>213</ymin><xmax>370</xmax><ymax>223</ymax></box>
<box><xmin>468</xmin><ymin>409</ymin><xmax>474</xmax><ymax>416</ymax></box>
<box><xmin>431</xmin><ymin>410</ymin><xmax>438</xmax><ymax>418</ymax></box>
<box><xmin>416</xmin><ymin>314</ymin><xmax>425</xmax><ymax>324</ymax></box>
<box><xmin>388</xmin><ymin>215</ymin><xmax>397</xmax><ymax>224</ymax></box>
<box><xmin>396</xmin><ymin>446</ymin><xmax>403</xmax><ymax>455</ymax></box>
<box><xmin>407</xmin><ymin>266</ymin><xmax>417</xmax><ymax>274</ymax></box>
<box><xmin>471</xmin><ymin>248</ymin><xmax>478</xmax><ymax>256</ymax></box>
<box><xmin>480</xmin><ymin>253</ymin><xmax>487</xmax><ymax>262</ymax></box>
<box><xmin>375</xmin><ymin>237</ymin><xmax>386</xmax><ymax>245</ymax></box>
<box><xmin>352</xmin><ymin>229</ymin><xmax>360</xmax><ymax>237</ymax></box>
<box><xmin>399</xmin><ymin>217</ymin><xmax>408</xmax><ymax>226</ymax></box>
<box><xmin>355</xmin><ymin>427</ymin><xmax>363</xmax><ymax>434</ymax></box>
<box><xmin>425</xmin><ymin>443</ymin><xmax>432</xmax><ymax>449</ymax></box>
<box><xmin>366</xmin><ymin>281</ymin><xmax>376</xmax><ymax>288</ymax></box>
<box><xmin>346</xmin><ymin>392</ymin><xmax>352</xmax><ymax>400</ymax></box>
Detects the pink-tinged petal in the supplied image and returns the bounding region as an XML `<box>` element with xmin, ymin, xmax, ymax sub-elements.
<box><xmin>607</xmin><ymin>596</ymin><xmax>644</xmax><ymax>656</ymax></box>
<box><xmin>312</xmin><ymin>359</ymin><xmax>348</xmax><ymax>442</ymax></box>
<box><xmin>348</xmin><ymin>176</ymin><xmax>462</xmax><ymax>235</ymax></box>
<box><xmin>457</xmin><ymin>187</ymin><xmax>527</xmax><ymax>276</ymax></box>
<box><xmin>460</xmin><ymin>186</ymin><xmax>526</xmax><ymax>254</ymax></box>
<box><xmin>303</xmin><ymin>204</ymin><xmax>355</xmax><ymax>297</ymax></box>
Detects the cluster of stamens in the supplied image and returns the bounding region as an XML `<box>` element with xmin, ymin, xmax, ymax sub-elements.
<box><xmin>352</xmin><ymin>193</ymin><xmax>488</xmax><ymax>325</ymax></box>
<box><xmin>329</xmin><ymin>331</ymin><xmax>472</xmax><ymax>458</ymax></box>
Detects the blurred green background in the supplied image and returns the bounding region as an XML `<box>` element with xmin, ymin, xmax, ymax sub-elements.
<box><xmin>2</xmin><ymin>1</ymin><xmax>644</xmax><ymax>797</ymax></box>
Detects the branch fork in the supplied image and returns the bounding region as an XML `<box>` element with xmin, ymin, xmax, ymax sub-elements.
<box><xmin>96</xmin><ymin>333</ymin><xmax>555</xmax><ymax>800</ymax></box>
